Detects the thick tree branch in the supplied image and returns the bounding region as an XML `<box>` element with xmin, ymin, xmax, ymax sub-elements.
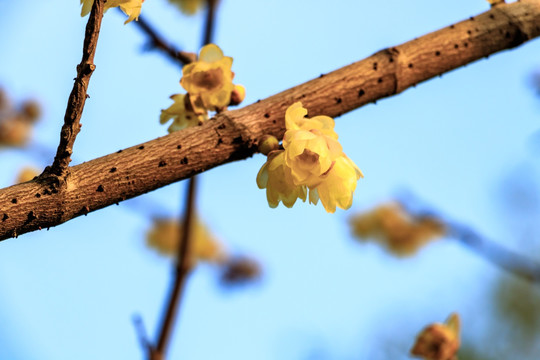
<box><xmin>1</xmin><ymin>0</ymin><xmax>540</xmax><ymax>241</ymax></box>
<box><xmin>47</xmin><ymin>0</ymin><xmax>105</xmax><ymax>177</ymax></box>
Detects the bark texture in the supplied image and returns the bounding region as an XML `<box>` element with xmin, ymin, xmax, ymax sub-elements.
<box><xmin>1</xmin><ymin>0</ymin><xmax>540</xmax><ymax>241</ymax></box>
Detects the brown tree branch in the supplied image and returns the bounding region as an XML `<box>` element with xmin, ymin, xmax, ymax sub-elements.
<box><xmin>47</xmin><ymin>0</ymin><xmax>105</xmax><ymax>177</ymax></box>
<box><xmin>1</xmin><ymin>0</ymin><xmax>540</xmax><ymax>241</ymax></box>
<box><xmin>132</xmin><ymin>13</ymin><xmax>195</xmax><ymax>66</ymax></box>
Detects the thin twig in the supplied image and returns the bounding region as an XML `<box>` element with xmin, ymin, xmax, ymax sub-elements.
<box><xmin>132</xmin><ymin>14</ymin><xmax>195</xmax><ymax>66</ymax></box>
<box><xmin>396</xmin><ymin>190</ymin><xmax>540</xmax><ymax>283</ymax></box>
<box><xmin>149</xmin><ymin>2</ymin><xmax>218</xmax><ymax>359</ymax></box>
<box><xmin>47</xmin><ymin>0</ymin><xmax>105</xmax><ymax>177</ymax></box>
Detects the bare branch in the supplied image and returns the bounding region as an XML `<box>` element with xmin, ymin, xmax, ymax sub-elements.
<box><xmin>1</xmin><ymin>0</ymin><xmax>540</xmax><ymax>241</ymax></box>
<box><xmin>47</xmin><ymin>0</ymin><xmax>105</xmax><ymax>177</ymax></box>
<box><xmin>132</xmin><ymin>13</ymin><xmax>195</xmax><ymax>66</ymax></box>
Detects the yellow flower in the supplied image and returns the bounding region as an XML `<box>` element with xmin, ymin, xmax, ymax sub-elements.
<box><xmin>180</xmin><ymin>44</ymin><xmax>235</xmax><ymax>112</ymax></box>
<box><xmin>16</xmin><ymin>167</ymin><xmax>40</xmax><ymax>184</ymax></box>
<box><xmin>350</xmin><ymin>203</ymin><xmax>445</xmax><ymax>257</ymax></box>
<box><xmin>80</xmin><ymin>0</ymin><xmax>144</xmax><ymax>24</ymax></box>
<box><xmin>411</xmin><ymin>313</ymin><xmax>460</xmax><ymax>360</ymax></box>
<box><xmin>283</xmin><ymin>128</ymin><xmax>343</xmax><ymax>188</ymax></box>
<box><xmin>146</xmin><ymin>217</ymin><xmax>228</xmax><ymax>265</ymax></box>
<box><xmin>315</xmin><ymin>155</ymin><xmax>363</xmax><ymax>213</ymax></box>
<box><xmin>160</xmin><ymin>94</ymin><xmax>208</xmax><ymax>133</ymax></box>
<box><xmin>285</xmin><ymin>102</ymin><xmax>338</xmax><ymax>139</ymax></box>
<box><xmin>168</xmin><ymin>0</ymin><xmax>205</xmax><ymax>15</ymax></box>
<box><xmin>256</xmin><ymin>150</ymin><xmax>307</xmax><ymax>208</ymax></box>
<box><xmin>0</xmin><ymin>115</ymin><xmax>34</xmax><ymax>148</ymax></box>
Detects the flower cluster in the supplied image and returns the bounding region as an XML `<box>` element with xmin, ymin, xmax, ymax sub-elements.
<box><xmin>0</xmin><ymin>89</ymin><xmax>41</xmax><ymax>148</ymax></box>
<box><xmin>410</xmin><ymin>313</ymin><xmax>460</xmax><ymax>360</ymax></box>
<box><xmin>350</xmin><ymin>202</ymin><xmax>445</xmax><ymax>257</ymax></box>
<box><xmin>168</xmin><ymin>0</ymin><xmax>205</xmax><ymax>15</ymax></box>
<box><xmin>80</xmin><ymin>0</ymin><xmax>144</xmax><ymax>24</ymax></box>
<box><xmin>160</xmin><ymin>44</ymin><xmax>244</xmax><ymax>133</ymax></box>
<box><xmin>257</xmin><ymin>102</ymin><xmax>363</xmax><ymax>213</ymax></box>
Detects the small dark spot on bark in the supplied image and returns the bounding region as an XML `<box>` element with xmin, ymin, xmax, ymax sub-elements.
<box><xmin>232</xmin><ymin>136</ymin><xmax>243</xmax><ymax>144</ymax></box>
<box><xmin>454</xmin><ymin>44</ymin><xmax>459</xmax><ymax>49</ymax></box>
<box><xmin>272</xmin><ymin>120</ymin><xmax>277</xmax><ymax>124</ymax></box>
<box><xmin>435</xmin><ymin>51</ymin><xmax>441</xmax><ymax>56</ymax></box>
<box><xmin>505</xmin><ymin>31</ymin><xmax>511</xmax><ymax>38</ymax></box>
<box><xmin>464</xmin><ymin>42</ymin><xmax>468</xmax><ymax>47</ymax></box>
<box><xmin>264</xmin><ymin>113</ymin><xmax>270</xmax><ymax>118</ymax></box>
<box><xmin>358</xmin><ymin>89</ymin><xmax>365</xmax><ymax>97</ymax></box>
<box><xmin>27</xmin><ymin>211</ymin><xmax>37</xmax><ymax>221</ymax></box>
<box><xmin>378</xmin><ymin>78</ymin><xmax>383</xmax><ymax>83</ymax></box>
<box><xmin>138</xmin><ymin>145</ymin><xmax>144</xmax><ymax>150</ymax></box>
<box><xmin>43</xmin><ymin>189</ymin><xmax>51</xmax><ymax>195</ymax></box>
<box><xmin>158</xmin><ymin>161</ymin><xmax>167</xmax><ymax>167</ymax></box>
<box><xmin>110</xmin><ymin>167</ymin><xmax>117</xmax><ymax>173</ymax></box>
<box><xmin>97</xmin><ymin>185</ymin><xmax>104</xmax><ymax>192</ymax></box>
<box><xmin>217</xmin><ymin>124</ymin><xmax>226</xmax><ymax>130</ymax></box>
<box><xmin>489</xmin><ymin>14</ymin><xmax>495</xmax><ymax>19</ymax></box>
<box><xmin>256</xmin><ymin>99</ymin><xmax>261</xmax><ymax>103</ymax></box>
<box><xmin>117</xmin><ymin>149</ymin><xmax>123</xmax><ymax>153</ymax></box>
<box><xmin>82</xmin><ymin>206</ymin><xmax>90</xmax><ymax>215</ymax></box>
<box><xmin>126</xmin><ymin>176</ymin><xmax>130</xmax><ymax>180</ymax></box>
<box><xmin>408</xmin><ymin>63</ymin><xmax>414</xmax><ymax>68</ymax></box>
<box><xmin>2</xmin><ymin>214</ymin><xmax>8</xmax><ymax>222</ymax></box>
<box><xmin>51</xmin><ymin>189</ymin><xmax>58</xmax><ymax>194</ymax></box>
<box><xmin>373</xmin><ymin>100</ymin><xmax>377</xmax><ymax>105</ymax></box>
<box><xmin>217</xmin><ymin>138</ymin><xmax>223</xmax><ymax>145</ymax></box>
<box><xmin>301</xmin><ymin>94</ymin><xmax>306</xmax><ymax>98</ymax></box>
<box><xmin>469</xmin><ymin>16</ymin><xmax>475</xmax><ymax>21</ymax></box>
<box><xmin>180</xmin><ymin>157</ymin><xmax>189</xmax><ymax>165</ymax></box>
<box><xmin>467</xmin><ymin>30</ymin><xmax>472</xmax><ymax>35</ymax></box>
<box><xmin>373</xmin><ymin>62</ymin><xmax>378</xmax><ymax>70</ymax></box>
<box><xmin>335</xmin><ymin>97</ymin><xmax>342</xmax><ymax>104</ymax></box>
<box><xmin>177</xmin><ymin>145</ymin><xmax>182</xmax><ymax>149</ymax></box>
<box><xmin>319</xmin><ymin>73</ymin><xmax>325</xmax><ymax>78</ymax></box>
<box><xmin>449</xmin><ymin>24</ymin><xmax>455</xmax><ymax>29</ymax></box>
<box><xmin>35</xmin><ymin>193</ymin><xmax>41</xmax><ymax>198</ymax></box>
<box><xmin>389</xmin><ymin>57</ymin><xmax>394</xmax><ymax>63</ymax></box>
<box><xmin>11</xmin><ymin>198</ymin><xmax>17</xmax><ymax>204</ymax></box>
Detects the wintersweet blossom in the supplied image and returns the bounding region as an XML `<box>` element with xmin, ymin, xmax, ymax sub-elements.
<box><xmin>146</xmin><ymin>217</ymin><xmax>227</xmax><ymax>265</ymax></box>
<box><xmin>160</xmin><ymin>94</ymin><xmax>208</xmax><ymax>133</ymax></box>
<box><xmin>411</xmin><ymin>313</ymin><xmax>460</xmax><ymax>360</ymax></box>
<box><xmin>80</xmin><ymin>0</ymin><xmax>144</xmax><ymax>24</ymax></box>
<box><xmin>257</xmin><ymin>102</ymin><xmax>362</xmax><ymax>213</ymax></box>
<box><xmin>256</xmin><ymin>150</ymin><xmax>308</xmax><ymax>208</ymax></box>
<box><xmin>180</xmin><ymin>44</ymin><xmax>235</xmax><ymax>112</ymax></box>
<box><xmin>168</xmin><ymin>0</ymin><xmax>204</xmax><ymax>15</ymax></box>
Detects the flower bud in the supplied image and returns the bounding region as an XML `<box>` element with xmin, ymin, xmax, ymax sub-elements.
<box><xmin>229</xmin><ymin>84</ymin><xmax>246</xmax><ymax>106</ymax></box>
<box><xmin>258</xmin><ymin>134</ymin><xmax>279</xmax><ymax>155</ymax></box>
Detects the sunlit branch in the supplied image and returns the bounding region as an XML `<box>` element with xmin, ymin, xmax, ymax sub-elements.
<box><xmin>47</xmin><ymin>0</ymin><xmax>105</xmax><ymax>177</ymax></box>
<box><xmin>1</xmin><ymin>0</ymin><xmax>540</xmax><ymax>240</ymax></box>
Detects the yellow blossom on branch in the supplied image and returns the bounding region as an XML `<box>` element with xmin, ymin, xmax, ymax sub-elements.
<box><xmin>257</xmin><ymin>102</ymin><xmax>362</xmax><ymax>213</ymax></box>
<box><xmin>15</xmin><ymin>167</ymin><xmax>40</xmax><ymax>184</ymax></box>
<box><xmin>168</xmin><ymin>0</ymin><xmax>205</xmax><ymax>15</ymax></box>
<box><xmin>411</xmin><ymin>313</ymin><xmax>461</xmax><ymax>360</ymax></box>
<box><xmin>350</xmin><ymin>203</ymin><xmax>445</xmax><ymax>256</ymax></box>
<box><xmin>146</xmin><ymin>217</ymin><xmax>228</xmax><ymax>266</ymax></box>
<box><xmin>256</xmin><ymin>150</ymin><xmax>308</xmax><ymax>208</ymax></box>
<box><xmin>180</xmin><ymin>44</ymin><xmax>235</xmax><ymax>112</ymax></box>
<box><xmin>80</xmin><ymin>0</ymin><xmax>144</xmax><ymax>24</ymax></box>
<box><xmin>160</xmin><ymin>94</ymin><xmax>208</xmax><ymax>133</ymax></box>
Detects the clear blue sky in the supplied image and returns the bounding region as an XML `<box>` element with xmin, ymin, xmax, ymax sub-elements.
<box><xmin>0</xmin><ymin>0</ymin><xmax>539</xmax><ymax>359</ymax></box>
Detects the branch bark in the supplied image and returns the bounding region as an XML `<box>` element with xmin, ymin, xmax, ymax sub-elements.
<box><xmin>48</xmin><ymin>0</ymin><xmax>105</xmax><ymax>177</ymax></box>
<box><xmin>1</xmin><ymin>0</ymin><xmax>540</xmax><ymax>241</ymax></box>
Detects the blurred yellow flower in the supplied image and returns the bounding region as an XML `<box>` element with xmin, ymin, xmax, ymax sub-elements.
<box><xmin>160</xmin><ymin>94</ymin><xmax>208</xmax><ymax>133</ymax></box>
<box><xmin>80</xmin><ymin>0</ymin><xmax>144</xmax><ymax>24</ymax></box>
<box><xmin>0</xmin><ymin>116</ymin><xmax>34</xmax><ymax>148</ymax></box>
<box><xmin>256</xmin><ymin>150</ymin><xmax>308</xmax><ymax>208</ymax></box>
<box><xmin>16</xmin><ymin>167</ymin><xmax>40</xmax><ymax>184</ymax></box>
<box><xmin>168</xmin><ymin>0</ymin><xmax>204</xmax><ymax>15</ymax></box>
<box><xmin>180</xmin><ymin>44</ymin><xmax>235</xmax><ymax>112</ymax></box>
<box><xmin>146</xmin><ymin>217</ymin><xmax>227</xmax><ymax>265</ymax></box>
<box><xmin>350</xmin><ymin>203</ymin><xmax>445</xmax><ymax>256</ymax></box>
<box><xmin>411</xmin><ymin>313</ymin><xmax>460</xmax><ymax>360</ymax></box>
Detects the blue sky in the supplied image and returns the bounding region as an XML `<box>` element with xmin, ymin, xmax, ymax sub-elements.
<box><xmin>0</xmin><ymin>0</ymin><xmax>539</xmax><ymax>359</ymax></box>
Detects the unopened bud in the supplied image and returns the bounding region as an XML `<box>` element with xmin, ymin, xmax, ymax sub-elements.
<box><xmin>258</xmin><ymin>134</ymin><xmax>279</xmax><ymax>155</ymax></box>
<box><xmin>411</xmin><ymin>313</ymin><xmax>460</xmax><ymax>360</ymax></box>
<box><xmin>229</xmin><ymin>84</ymin><xmax>246</xmax><ymax>106</ymax></box>
<box><xmin>16</xmin><ymin>167</ymin><xmax>40</xmax><ymax>184</ymax></box>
